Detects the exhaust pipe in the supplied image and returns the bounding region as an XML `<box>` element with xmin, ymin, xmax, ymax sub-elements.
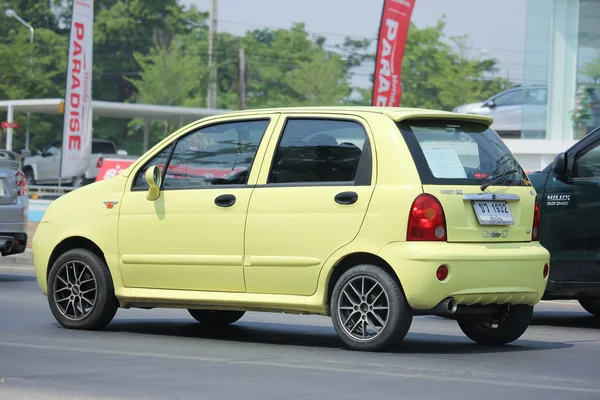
<box><xmin>3</xmin><ymin>241</ymin><xmax>12</xmax><ymax>253</ymax></box>
<box><xmin>434</xmin><ymin>297</ymin><xmax>457</xmax><ymax>315</ymax></box>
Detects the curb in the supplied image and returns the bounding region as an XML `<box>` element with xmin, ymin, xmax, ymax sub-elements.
<box><xmin>0</xmin><ymin>248</ymin><xmax>33</xmax><ymax>266</ymax></box>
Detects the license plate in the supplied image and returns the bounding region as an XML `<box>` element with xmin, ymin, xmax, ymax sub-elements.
<box><xmin>472</xmin><ymin>200</ymin><xmax>514</xmax><ymax>225</ymax></box>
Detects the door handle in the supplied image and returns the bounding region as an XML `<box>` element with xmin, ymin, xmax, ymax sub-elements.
<box><xmin>334</xmin><ymin>191</ymin><xmax>358</xmax><ymax>205</ymax></box>
<box><xmin>214</xmin><ymin>194</ymin><xmax>236</xmax><ymax>207</ymax></box>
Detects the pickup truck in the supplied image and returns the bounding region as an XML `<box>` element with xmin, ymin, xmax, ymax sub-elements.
<box><xmin>529</xmin><ymin>125</ymin><xmax>600</xmax><ymax>318</ymax></box>
<box><xmin>22</xmin><ymin>139</ymin><xmax>138</xmax><ymax>187</ymax></box>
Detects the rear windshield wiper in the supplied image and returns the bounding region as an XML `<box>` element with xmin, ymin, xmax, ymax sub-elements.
<box><xmin>480</xmin><ymin>169</ymin><xmax>518</xmax><ymax>191</ymax></box>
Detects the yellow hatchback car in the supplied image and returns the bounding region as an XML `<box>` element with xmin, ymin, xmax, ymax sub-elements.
<box><xmin>33</xmin><ymin>107</ymin><xmax>550</xmax><ymax>352</ymax></box>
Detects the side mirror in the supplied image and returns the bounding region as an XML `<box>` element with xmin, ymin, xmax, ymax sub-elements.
<box><xmin>485</xmin><ymin>100</ymin><xmax>496</xmax><ymax>108</ymax></box>
<box><xmin>117</xmin><ymin>149</ymin><xmax>128</xmax><ymax>156</ymax></box>
<box><xmin>552</xmin><ymin>152</ymin><xmax>568</xmax><ymax>183</ymax></box>
<box><xmin>145</xmin><ymin>166</ymin><xmax>162</xmax><ymax>201</ymax></box>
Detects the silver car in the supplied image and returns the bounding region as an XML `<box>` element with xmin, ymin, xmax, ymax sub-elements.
<box><xmin>453</xmin><ymin>85</ymin><xmax>600</xmax><ymax>138</ymax></box>
<box><xmin>0</xmin><ymin>150</ymin><xmax>28</xmax><ymax>256</ymax></box>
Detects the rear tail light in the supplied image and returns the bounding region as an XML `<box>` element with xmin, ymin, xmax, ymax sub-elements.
<box><xmin>407</xmin><ymin>194</ymin><xmax>447</xmax><ymax>241</ymax></box>
<box><xmin>474</xmin><ymin>172</ymin><xmax>488</xmax><ymax>179</ymax></box>
<box><xmin>543</xmin><ymin>264</ymin><xmax>549</xmax><ymax>279</ymax></box>
<box><xmin>97</xmin><ymin>157</ymin><xmax>104</xmax><ymax>168</ymax></box>
<box><xmin>15</xmin><ymin>170</ymin><xmax>26</xmax><ymax>196</ymax></box>
<box><xmin>532</xmin><ymin>197</ymin><xmax>541</xmax><ymax>241</ymax></box>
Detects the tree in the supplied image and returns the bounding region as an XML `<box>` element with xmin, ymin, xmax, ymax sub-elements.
<box><xmin>123</xmin><ymin>30</ymin><xmax>208</xmax><ymax>151</ymax></box>
<box><xmin>582</xmin><ymin>55</ymin><xmax>600</xmax><ymax>86</ymax></box>
<box><xmin>287</xmin><ymin>50</ymin><xmax>351</xmax><ymax>106</ymax></box>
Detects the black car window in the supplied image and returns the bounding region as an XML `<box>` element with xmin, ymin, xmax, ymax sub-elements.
<box><xmin>161</xmin><ymin>119</ymin><xmax>270</xmax><ymax>189</ymax></box>
<box><xmin>268</xmin><ymin>119</ymin><xmax>368</xmax><ymax>184</ymax></box>
<box><xmin>92</xmin><ymin>141</ymin><xmax>117</xmax><ymax>154</ymax></box>
<box><xmin>132</xmin><ymin>145</ymin><xmax>173</xmax><ymax>189</ymax></box>
<box><xmin>573</xmin><ymin>142</ymin><xmax>600</xmax><ymax>179</ymax></box>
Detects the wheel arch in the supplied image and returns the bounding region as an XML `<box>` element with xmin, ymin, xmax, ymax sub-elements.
<box><xmin>47</xmin><ymin>236</ymin><xmax>109</xmax><ymax>279</ymax></box>
<box><xmin>325</xmin><ymin>252</ymin><xmax>405</xmax><ymax>315</ymax></box>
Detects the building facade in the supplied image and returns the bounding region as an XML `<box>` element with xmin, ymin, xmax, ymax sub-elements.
<box><xmin>507</xmin><ymin>0</ymin><xmax>600</xmax><ymax>171</ymax></box>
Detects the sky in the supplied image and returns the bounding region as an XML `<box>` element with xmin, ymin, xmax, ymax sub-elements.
<box><xmin>180</xmin><ymin>0</ymin><xmax>528</xmax><ymax>88</ymax></box>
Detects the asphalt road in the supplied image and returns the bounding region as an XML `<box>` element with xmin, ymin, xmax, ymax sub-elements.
<box><xmin>1</xmin><ymin>266</ymin><xmax>599</xmax><ymax>400</ymax></box>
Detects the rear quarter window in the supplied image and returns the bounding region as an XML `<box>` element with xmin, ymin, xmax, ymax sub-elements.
<box><xmin>397</xmin><ymin>119</ymin><xmax>530</xmax><ymax>187</ymax></box>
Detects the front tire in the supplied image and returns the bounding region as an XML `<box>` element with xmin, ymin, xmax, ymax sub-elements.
<box><xmin>578</xmin><ymin>298</ymin><xmax>600</xmax><ymax>317</ymax></box>
<box><xmin>330</xmin><ymin>264</ymin><xmax>412</xmax><ymax>352</ymax></box>
<box><xmin>47</xmin><ymin>249</ymin><xmax>118</xmax><ymax>330</ymax></box>
<box><xmin>188</xmin><ymin>309</ymin><xmax>245</xmax><ymax>325</ymax></box>
<box><xmin>457</xmin><ymin>304</ymin><xmax>533</xmax><ymax>345</ymax></box>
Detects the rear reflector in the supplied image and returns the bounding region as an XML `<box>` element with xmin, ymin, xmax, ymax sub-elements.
<box><xmin>436</xmin><ymin>265</ymin><xmax>449</xmax><ymax>281</ymax></box>
<box><xmin>543</xmin><ymin>264</ymin><xmax>549</xmax><ymax>279</ymax></box>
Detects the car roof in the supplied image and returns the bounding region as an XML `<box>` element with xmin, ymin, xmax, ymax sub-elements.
<box><xmin>197</xmin><ymin>106</ymin><xmax>493</xmax><ymax>127</ymax></box>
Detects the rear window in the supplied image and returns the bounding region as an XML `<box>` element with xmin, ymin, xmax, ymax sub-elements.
<box><xmin>92</xmin><ymin>141</ymin><xmax>117</xmax><ymax>154</ymax></box>
<box><xmin>397</xmin><ymin>119</ymin><xmax>530</xmax><ymax>186</ymax></box>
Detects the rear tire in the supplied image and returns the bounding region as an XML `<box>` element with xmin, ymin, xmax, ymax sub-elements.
<box><xmin>457</xmin><ymin>304</ymin><xmax>533</xmax><ymax>345</ymax></box>
<box><xmin>188</xmin><ymin>309</ymin><xmax>245</xmax><ymax>325</ymax></box>
<box><xmin>578</xmin><ymin>298</ymin><xmax>600</xmax><ymax>317</ymax></box>
<box><xmin>330</xmin><ymin>264</ymin><xmax>412</xmax><ymax>352</ymax></box>
<box><xmin>24</xmin><ymin>169</ymin><xmax>35</xmax><ymax>185</ymax></box>
<box><xmin>47</xmin><ymin>249</ymin><xmax>118</xmax><ymax>330</ymax></box>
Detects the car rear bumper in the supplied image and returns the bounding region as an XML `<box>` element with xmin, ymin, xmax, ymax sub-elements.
<box><xmin>0</xmin><ymin>195</ymin><xmax>28</xmax><ymax>256</ymax></box>
<box><xmin>378</xmin><ymin>241</ymin><xmax>550</xmax><ymax>310</ymax></box>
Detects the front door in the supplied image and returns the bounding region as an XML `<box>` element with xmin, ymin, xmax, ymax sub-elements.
<box><xmin>38</xmin><ymin>141</ymin><xmax>61</xmax><ymax>181</ymax></box>
<box><xmin>541</xmin><ymin>136</ymin><xmax>600</xmax><ymax>284</ymax></box>
<box><xmin>118</xmin><ymin>116</ymin><xmax>278</xmax><ymax>292</ymax></box>
<box><xmin>243</xmin><ymin>115</ymin><xmax>376</xmax><ymax>296</ymax></box>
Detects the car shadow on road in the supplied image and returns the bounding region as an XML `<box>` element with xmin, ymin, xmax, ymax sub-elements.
<box><xmin>104</xmin><ymin>318</ymin><xmax>573</xmax><ymax>355</ymax></box>
<box><xmin>531</xmin><ymin>311</ymin><xmax>600</xmax><ymax>329</ymax></box>
<box><xmin>0</xmin><ymin>273</ymin><xmax>37</xmax><ymax>283</ymax></box>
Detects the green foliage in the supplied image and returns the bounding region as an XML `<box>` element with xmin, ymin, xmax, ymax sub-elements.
<box><xmin>1</xmin><ymin>5</ymin><xmax>512</xmax><ymax>155</ymax></box>
<box><xmin>581</xmin><ymin>55</ymin><xmax>600</xmax><ymax>86</ymax></box>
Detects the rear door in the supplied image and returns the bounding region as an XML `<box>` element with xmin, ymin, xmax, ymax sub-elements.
<box><xmin>541</xmin><ymin>133</ymin><xmax>600</xmax><ymax>283</ymax></box>
<box><xmin>243</xmin><ymin>114</ymin><xmax>375</xmax><ymax>296</ymax></box>
<box><xmin>397</xmin><ymin>118</ymin><xmax>535</xmax><ymax>243</ymax></box>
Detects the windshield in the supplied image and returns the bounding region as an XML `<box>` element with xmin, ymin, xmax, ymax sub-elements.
<box><xmin>397</xmin><ymin>119</ymin><xmax>530</xmax><ymax>187</ymax></box>
<box><xmin>92</xmin><ymin>141</ymin><xmax>117</xmax><ymax>154</ymax></box>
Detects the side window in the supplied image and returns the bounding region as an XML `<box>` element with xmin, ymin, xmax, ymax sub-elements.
<box><xmin>493</xmin><ymin>90</ymin><xmax>524</xmax><ymax>107</ymax></box>
<box><xmin>524</xmin><ymin>88</ymin><xmax>548</xmax><ymax>105</ymax></box>
<box><xmin>573</xmin><ymin>143</ymin><xmax>600</xmax><ymax>179</ymax></box>
<box><xmin>268</xmin><ymin>119</ymin><xmax>369</xmax><ymax>184</ymax></box>
<box><xmin>132</xmin><ymin>145</ymin><xmax>172</xmax><ymax>189</ymax></box>
<box><xmin>45</xmin><ymin>142</ymin><xmax>61</xmax><ymax>156</ymax></box>
<box><xmin>162</xmin><ymin>119</ymin><xmax>270</xmax><ymax>188</ymax></box>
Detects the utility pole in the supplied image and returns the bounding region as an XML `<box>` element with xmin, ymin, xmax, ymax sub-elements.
<box><xmin>207</xmin><ymin>0</ymin><xmax>218</xmax><ymax>109</ymax></box>
<box><xmin>238</xmin><ymin>47</ymin><xmax>246</xmax><ymax>110</ymax></box>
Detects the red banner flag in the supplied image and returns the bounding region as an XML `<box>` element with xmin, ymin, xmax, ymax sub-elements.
<box><xmin>372</xmin><ymin>0</ymin><xmax>415</xmax><ymax>107</ymax></box>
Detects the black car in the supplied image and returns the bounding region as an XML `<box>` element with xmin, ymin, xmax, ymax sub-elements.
<box><xmin>528</xmin><ymin>126</ymin><xmax>600</xmax><ymax>317</ymax></box>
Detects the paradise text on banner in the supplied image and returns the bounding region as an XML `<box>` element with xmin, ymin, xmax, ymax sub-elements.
<box><xmin>371</xmin><ymin>0</ymin><xmax>415</xmax><ymax>107</ymax></box>
<box><xmin>61</xmin><ymin>0</ymin><xmax>94</xmax><ymax>179</ymax></box>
